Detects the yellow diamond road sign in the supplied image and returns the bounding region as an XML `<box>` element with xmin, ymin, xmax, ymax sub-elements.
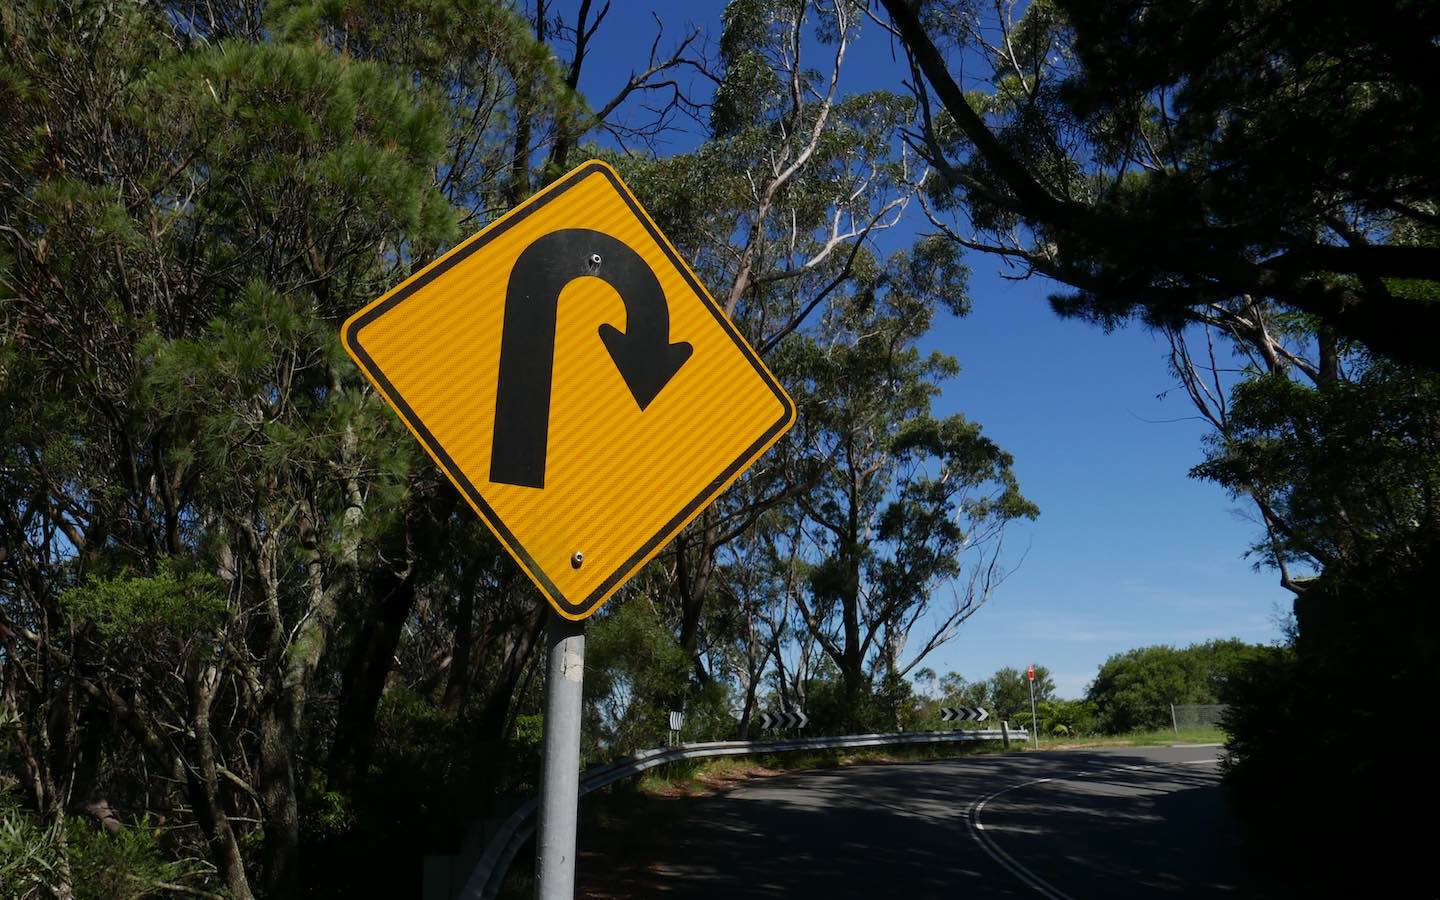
<box><xmin>342</xmin><ymin>160</ymin><xmax>795</xmax><ymax>620</ymax></box>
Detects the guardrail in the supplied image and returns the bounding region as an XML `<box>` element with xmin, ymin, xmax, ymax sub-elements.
<box><xmin>446</xmin><ymin>726</ymin><xmax>1027</xmax><ymax>900</ymax></box>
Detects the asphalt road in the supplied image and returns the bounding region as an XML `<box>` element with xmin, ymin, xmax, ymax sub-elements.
<box><xmin>576</xmin><ymin>745</ymin><xmax>1284</xmax><ymax>899</ymax></box>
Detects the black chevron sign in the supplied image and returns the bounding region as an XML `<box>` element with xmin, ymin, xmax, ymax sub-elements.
<box><xmin>941</xmin><ymin>706</ymin><xmax>990</xmax><ymax>723</ymax></box>
<box><xmin>759</xmin><ymin>710</ymin><xmax>809</xmax><ymax>730</ymax></box>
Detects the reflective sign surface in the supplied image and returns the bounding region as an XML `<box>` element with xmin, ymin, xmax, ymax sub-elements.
<box><xmin>342</xmin><ymin>161</ymin><xmax>794</xmax><ymax>619</ymax></box>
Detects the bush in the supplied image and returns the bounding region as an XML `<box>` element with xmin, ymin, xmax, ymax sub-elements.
<box><xmin>1222</xmin><ymin>547</ymin><xmax>1439</xmax><ymax>894</ymax></box>
<box><xmin>1034</xmin><ymin>699</ymin><xmax>1098</xmax><ymax>736</ymax></box>
<box><xmin>0</xmin><ymin>799</ymin><xmax>61</xmax><ymax>900</ymax></box>
<box><xmin>66</xmin><ymin>817</ymin><xmax>184</xmax><ymax>900</ymax></box>
<box><xmin>0</xmin><ymin>794</ymin><xmax>209</xmax><ymax>900</ymax></box>
<box><xmin>1087</xmin><ymin>639</ymin><xmax>1263</xmax><ymax>733</ymax></box>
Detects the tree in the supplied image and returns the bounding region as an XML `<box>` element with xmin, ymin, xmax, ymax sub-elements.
<box><xmin>0</xmin><ymin>2</ymin><xmax>464</xmax><ymax>891</ymax></box>
<box><xmin>1087</xmin><ymin>647</ymin><xmax>1189</xmax><ymax>734</ymax></box>
<box><xmin>610</xmin><ymin>0</ymin><xmax>924</xmax><ymax>694</ymax></box>
<box><xmin>0</xmin><ymin>0</ymin><xmax>659</xmax><ymax>894</ymax></box>
<box><xmin>776</xmin><ymin>246</ymin><xmax>1036</xmax><ymax>727</ymax></box>
<box><xmin>988</xmin><ymin>665</ymin><xmax>1053</xmax><ymax>724</ymax></box>
<box><xmin>879</xmin><ymin>0</ymin><xmax>1440</xmax><ymax>371</ymax></box>
<box><xmin>939</xmin><ymin>671</ymin><xmax>989</xmax><ymax>711</ymax></box>
<box><xmin>1164</xmin><ymin>311</ymin><xmax>1439</xmax><ymax>890</ymax></box>
<box><xmin>878</xmin><ymin>3</ymin><xmax>1439</xmax><ymax>884</ymax></box>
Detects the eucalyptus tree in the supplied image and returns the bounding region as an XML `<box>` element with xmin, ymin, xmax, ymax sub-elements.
<box><xmin>776</xmin><ymin>240</ymin><xmax>1036</xmax><ymax>724</ymax></box>
<box><xmin>879</xmin><ymin>0</ymin><xmax>1440</xmax><ymax>370</ymax></box>
<box><xmin>0</xmin><ymin>1</ymin><xmax>459</xmax><ymax>894</ymax></box>
<box><xmin>605</xmin><ymin>0</ymin><xmax>927</xmax><ymax>688</ymax></box>
<box><xmin>873</xmin><ymin>0</ymin><xmax>1440</xmax><ymax>654</ymax></box>
<box><xmin>876</xmin><ymin>1</ymin><xmax>1440</xmax><ymax>885</ymax></box>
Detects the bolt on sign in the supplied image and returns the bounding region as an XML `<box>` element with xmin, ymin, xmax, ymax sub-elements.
<box><xmin>342</xmin><ymin>160</ymin><xmax>795</xmax><ymax>620</ymax></box>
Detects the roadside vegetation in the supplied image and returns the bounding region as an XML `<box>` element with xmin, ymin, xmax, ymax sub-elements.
<box><xmin>625</xmin><ymin>723</ymin><xmax>1227</xmax><ymax>799</ymax></box>
<box><xmin>1</xmin><ymin>0</ymin><xmax>1434</xmax><ymax>898</ymax></box>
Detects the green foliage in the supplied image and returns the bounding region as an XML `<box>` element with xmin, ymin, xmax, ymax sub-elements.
<box><xmin>59</xmin><ymin>564</ymin><xmax>226</xmax><ymax>647</ymax></box>
<box><xmin>874</xmin><ymin>669</ymin><xmax>921</xmax><ymax>732</ymax></box>
<box><xmin>270</xmin><ymin>0</ymin><xmax>581</xmax><ymax>198</ymax></box>
<box><xmin>988</xmin><ymin>666</ymin><xmax>1054</xmax><ymax>723</ymax></box>
<box><xmin>0</xmin><ymin>797</ymin><xmax>61</xmax><ymax>900</ymax></box>
<box><xmin>0</xmin><ymin>790</ymin><xmax>201</xmax><ymax>900</ymax></box>
<box><xmin>1087</xmin><ymin>639</ymin><xmax>1264</xmax><ymax>733</ymax></box>
<box><xmin>1034</xmin><ymin>698</ymin><xmax>1098</xmax><ymax>737</ymax></box>
<box><xmin>679</xmin><ymin>680</ymin><xmax>746</xmax><ymax>744</ymax></box>
<box><xmin>511</xmin><ymin>714</ymin><xmax>545</xmax><ymax>757</ymax></box>
<box><xmin>1192</xmin><ymin>359</ymin><xmax>1440</xmax><ymax>569</ymax></box>
<box><xmin>300</xmin><ymin>771</ymin><xmax>356</xmax><ymax>844</ymax></box>
<box><xmin>1220</xmin><ymin>546</ymin><xmax>1439</xmax><ymax>894</ymax></box>
<box><xmin>711</xmin><ymin>0</ymin><xmax>786</xmax><ymax>137</ymax></box>
<box><xmin>371</xmin><ymin>687</ymin><xmax>463</xmax><ymax>780</ymax></box>
<box><xmin>790</xmin><ymin>657</ymin><xmax>921</xmax><ymax>734</ymax></box>
<box><xmin>585</xmin><ymin>597</ymin><xmax>695</xmax><ymax>755</ymax></box>
<box><xmin>65</xmin><ymin>817</ymin><xmax>184</xmax><ymax>900</ymax></box>
<box><xmin>906</xmin><ymin>0</ymin><xmax>1440</xmax><ymax>368</ymax></box>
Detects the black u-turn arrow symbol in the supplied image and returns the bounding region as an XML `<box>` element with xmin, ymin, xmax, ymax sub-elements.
<box><xmin>490</xmin><ymin>229</ymin><xmax>693</xmax><ymax>489</ymax></box>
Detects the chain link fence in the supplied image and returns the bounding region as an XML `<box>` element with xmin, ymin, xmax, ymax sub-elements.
<box><xmin>1170</xmin><ymin>703</ymin><xmax>1228</xmax><ymax>732</ymax></box>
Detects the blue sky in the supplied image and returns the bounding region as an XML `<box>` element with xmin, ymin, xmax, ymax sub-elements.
<box><xmin>570</xmin><ymin>3</ymin><xmax>1288</xmax><ymax>698</ymax></box>
<box><xmin>917</xmin><ymin>270</ymin><xmax>1286</xmax><ymax>698</ymax></box>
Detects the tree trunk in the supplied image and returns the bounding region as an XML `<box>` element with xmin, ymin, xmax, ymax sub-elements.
<box><xmin>329</xmin><ymin>569</ymin><xmax>416</xmax><ymax>789</ymax></box>
<box><xmin>838</xmin><ymin>541</ymin><xmax>867</xmax><ymax>728</ymax></box>
<box><xmin>190</xmin><ymin>666</ymin><xmax>255</xmax><ymax>900</ymax></box>
<box><xmin>257</xmin><ymin>699</ymin><xmax>301</xmax><ymax>900</ymax></box>
<box><xmin>482</xmin><ymin>604</ymin><xmax>546</xmax><ymax>744</ymax></box>
<box><xmin>441</xmin><ymin>561</ymin><xmax>483</xmax><ymax>713</ymax></box>
<box><xmin>675</xmin><ymin>515</ymin><xmax>718</xmax><ymax>691</ymax></box>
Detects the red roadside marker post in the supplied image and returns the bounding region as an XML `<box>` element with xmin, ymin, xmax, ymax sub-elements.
<box><xmin>1026</xmin><ymin>664</ymin><xmax>1039</xmax><ymax>748</ymax></box>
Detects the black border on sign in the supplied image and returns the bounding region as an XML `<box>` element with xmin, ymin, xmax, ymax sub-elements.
<box><xmin>342</xmin><ymin>161</ymin><xmax>796</xmax><ymax>619</ymax></box>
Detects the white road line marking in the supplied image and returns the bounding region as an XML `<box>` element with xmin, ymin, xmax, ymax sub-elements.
<box><xmin>969</xmin><ymin>780</ymin><xmax>1076</xmax><ymax>900</ymax></box>
<box><xmin>967</xmin><ymin>753</ymin><xmax>1223</xmax><ymax>900</ymax></box>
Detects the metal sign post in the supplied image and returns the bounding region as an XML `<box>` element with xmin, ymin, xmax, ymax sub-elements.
<box><xmin>1027</xmin><ymin>664</ymin><xmax>1039</xmax><ymax>748</ymax></box>
<box><xmin>339</xmin><ymin>160</ymin><xmax>795</xmax><ymax>900</ymax></box>
<box><xmin>536</xmin><ymin>610</ymin><xmax>585</xmax><ymax>900</ymax></box>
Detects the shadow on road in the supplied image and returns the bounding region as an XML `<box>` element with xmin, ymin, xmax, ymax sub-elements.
<box><xmin>573</xmin><ymin>749</ymin><xmax>1290</xmax><ymax>899</ymax></box>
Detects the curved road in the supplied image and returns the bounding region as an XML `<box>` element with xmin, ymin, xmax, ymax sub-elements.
<box><xmin>576</xmin><ymin>745</ymin><xmax>1282</xmax><ymax>899</ymax></box>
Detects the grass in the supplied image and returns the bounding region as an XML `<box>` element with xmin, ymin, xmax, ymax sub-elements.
<box><xmin>632</xmin><ymin>740</ymin><xmax>1013</xmax><ymax>798</ymax></box>
<box><xmin>1030</xmin><ymin>725</ymin><xmax>1227</xmax><ymax>750</ymax></box>
<box><xmin>630</xmin><ymin>726</ymin><xmax>1228</xmax><ymax>796</ymax></box>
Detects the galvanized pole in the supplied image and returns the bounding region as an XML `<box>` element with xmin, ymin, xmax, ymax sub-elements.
<box><xmin>536</xmin><ymin>610</ymin><xmax>585</xmax><ymax>900</ymax></box>
<box><xmin>1027</xmin><ymin>672</ymin><xmax>1039</xmax><ymax>748</ymax></box>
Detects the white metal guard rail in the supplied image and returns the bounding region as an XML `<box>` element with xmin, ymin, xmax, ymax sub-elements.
<box><xmin>452</xmin><ymin>726</ymin><xmax>1027</xmax><ymax>900</ymax></box>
